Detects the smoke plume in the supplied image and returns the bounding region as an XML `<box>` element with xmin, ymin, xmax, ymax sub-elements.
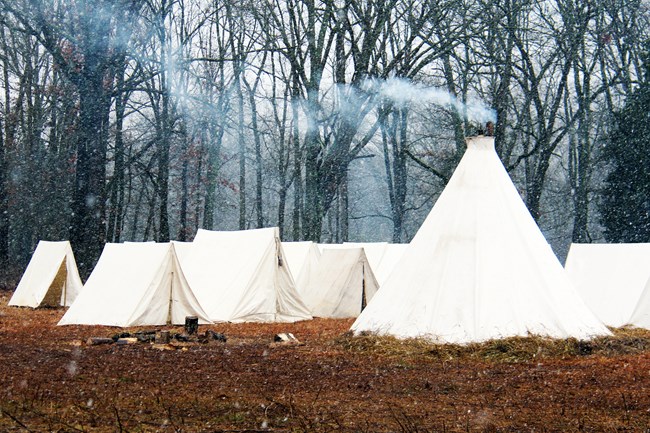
<box><xmin>364</xmin><ymin>77</ymin><xmax>497</xmax><ymax>124</ymax></box>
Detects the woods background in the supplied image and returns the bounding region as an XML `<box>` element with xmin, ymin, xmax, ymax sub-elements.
<box><xmin>0</xmin><ymin>0</ymin><xmax>648</xmax><ymax>281</ymax></box>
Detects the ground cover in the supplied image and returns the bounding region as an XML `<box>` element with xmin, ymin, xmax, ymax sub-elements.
<box><xmin>0</xmin><ymin>292</ymin><xmax>649</xmax><ymax>432</ymax></box>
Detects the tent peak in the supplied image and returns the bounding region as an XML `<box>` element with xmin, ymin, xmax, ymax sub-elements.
<box><xmin>465</xmin><ymin>135</ymin><xmax>495</xmax><ymax>151</ymax></box>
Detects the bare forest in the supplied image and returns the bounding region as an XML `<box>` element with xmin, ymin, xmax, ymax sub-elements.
<box><xmin>0</xmin><ymin>0</ymin><xmax>648</xmax><ymax>280</ymax></box>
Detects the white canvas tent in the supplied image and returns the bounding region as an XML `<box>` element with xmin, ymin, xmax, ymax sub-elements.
<box><xmin>629</xmin><ymin>275</ymin><xmax>650</xmax><ymax>329</ymax></box>
<box><xmin>281</xmin><ymin>241</ymin><xmax>321</xmax><ymax>290</ymax></box>
<box><xmin>317</xmin><ymin>242</ymin><xmax>406</xmax><ymax>286</ymax></box>
<box><xmin>177</xmin><ymin>228</ymin><xmax>312</xmax><ymax>323</ymax></box>
<box><xmin>300</xmin><ymin>247</ymin><xmax>379</xmax><ymax>318</ymax></box>
<box><xmin>346</xmin><ymin>242</ymin><xmax>409</xmax><ymax>285</ymax></box>
<box><xmin>9</xmin><ymin>241</ymin><xmax>83</xmax><ymax>308</ymax></box>
<box><xmin>317</xmin><ymin>242</ymin><xmax>387</xmax><ymax>265</ymax></box>
<box><xmin>351</xmin><ymin>135</ymin><xmax>610</xmax><ymax>343</ymax></box>
<box><xmin>58</xmin><ymin>242</ymin><xmax>210</xmax><ymax>327</ymax></box>
<box><xmin>564</xmin><ymin>243</ymin><xmax>650</xmax><ymax>327</ymax></box>
<box><xmin>375</xmin><ymin>243</ymin><xmax>408</xmax><ymax>284</ymax></box>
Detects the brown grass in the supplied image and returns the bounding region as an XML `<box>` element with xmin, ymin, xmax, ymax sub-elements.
<box><xmin>335</xmin><ymin>327</ymin><xmax>650</xmax><ymax>363</ymax></box>
<box><xmin>1</xmin><ymin>291</ymin><xmax>650</xmax><ymax>432</ymax></box>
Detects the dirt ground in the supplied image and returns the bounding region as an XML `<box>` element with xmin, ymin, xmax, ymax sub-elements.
<box><xmin>0</xmin><ymin>292</ymin><xmax>649</xmax><ymax>433</ymax></box>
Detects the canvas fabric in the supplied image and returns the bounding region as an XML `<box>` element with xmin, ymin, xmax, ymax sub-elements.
<box><xmin>351</xmin><ymin>136</ymin><xmax>610</xmax><ymax>343</ymax></box>
<box><xmin>629</xmin><ymin>275</ymin><xmax>650</xmax><ymax>329</ymax></box>
<box><xmin>301</xmin><ymin>247</ymin><xmax>379</xmax><ymax>318</ymax></box>
<box><xmin>281</xmin><ymin>241</ymin><xmax>321</xmax><ymax>291</ymax></box>
<box><xmin>178</xmin><ymin>228</ymin><xmax>312</xmax><ymax>323</ymax></box>
<box><xmin>9</xmin><ymin>241</ymin><xmax>83</xmax><ymax>308</ymax></box>
<box><xmin>58</xmin><ymin>242</ymin><xmax>210</xmax><ymax>326</ymax></box>
<box><xmin>565</xmin><ymin>243</ymin><xmax>650</xmax><ymax>327</ymax></box>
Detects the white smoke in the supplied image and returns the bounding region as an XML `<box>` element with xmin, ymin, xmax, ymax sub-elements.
<box><xmin>363</xmin><ymin>77</ymin><xmax>497</xmax><ymax>124</ymax></box>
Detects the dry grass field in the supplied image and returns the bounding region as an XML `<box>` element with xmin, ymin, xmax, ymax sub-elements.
<box><xmin>1</xmin><ymin>291</ymin><xmax>649</xmax><ymax>432</ymax></box>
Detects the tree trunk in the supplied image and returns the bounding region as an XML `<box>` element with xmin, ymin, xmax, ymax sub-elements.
<box><xmin>291</xmin><ymin>78</ymin><xmax>302</xmax><ymax>241</ymax></box>
<box><xmin>392</xmin><ymin>109</ymin><xmax>408</xmax><ymax>243</ymax></box>
<box><xmin>107</xmin><ymin>57</ymin><xmax>127</xmax><ymax>243</ymax></box>
<box><xmin>235</xmin><ymin>68</ymin><xmax>246</xmax><ymax>230</ymax></box>
<box><xmin>570</xmin><ymin>103</ymin><xmax>593</xmax><ymax>243</ymax></box>
<box><xmin>381</xmin><ymin>106</ymin><xmax>408</xmax><ymax>243</ymax></box>
<box><xmin>178</xmin><ymin>121</ymin><xmax>189</xmax><ymax>241</ymax></box>
<box><xmin>203</xmin><ymin>119</ymin><xmax>223</xmax><ymax>230</ymax></box>
<box><xmin>339</xmin><ymin>171</ymin><xmax>349</xmax><ymax>242</ymax></box>
<box><xmin>302</xmin><ymin>107</ymin><xmax>322</xmax><ymax>241</ymax></box>
<box><xmin>0</xmin><ymin>116</ymin><xmax>7</xmax><ymax>274</ymax></box>
<box><xmin>70</xmin><ymin>71</ymin><xmax>110</xmax><ymax>276</ymax></box>
<box><xmin>157</xmin><ymin>1</ymin><xmax>171</xmax><ymax>242</ymax></box>
<box><xmin>249</xmin><ymin>87</ymin><xmax>264</xmax><ymax>228</ymax></box>
<box><xmin>0</xmin><ymin>40</ymin><xmax>10</xmax><ymax>273</ymax></box>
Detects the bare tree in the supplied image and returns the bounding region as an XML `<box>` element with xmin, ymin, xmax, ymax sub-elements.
<box><xmin>0</xmin><ymin>0</ymin><xmax>144</xmax><ymax>273</ymax></box>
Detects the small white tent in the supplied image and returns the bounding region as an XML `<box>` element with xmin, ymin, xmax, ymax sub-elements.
<box><xmin>343</xmin><ymin>243</ymin><xmax>388</xmax><ymax>268</ymax></box>
<box><xmin>346</xmin><ymin>242</ymin><xmax>409</xmax><ymax>285</ymax></box>
<box><xmin>351</xmin><ymin>135</ymin><xmax>610</xmax><ymax>343</ymax></box>
<box><xmin>317</xmin><ymin>242</ymin><xmax>408</xmax><ymax>286</ymax></box>
<box><xmin>375</xmin><ymin>243</ymin><xmax>408</xmax><ymax>285</ymax></box>
<box><xmin>9</xmin><ymin>241</ymin><xmax>83</xmax><ymax>308</ymax></box>
<box><xmin>178</xmin><ymin>228</ymin><xmax>312</xmax><ymax>323</ymax></box>
<box><xmin>564</xmin><ymin>243</ymin><xmax>650</xmax><ymax>327</ymax></box>
<box><xmin>58</xmin><ymin>242</ymin><xmax>210</xmax><ymax>327</ymax></box>
<box><xmin>628</xmin><ymin>275</ymin><xmax>650</xmax><ymax>329</ymax></box>
<box><xmin>281</xmin><ymin>241</ymin><xmax>321</xmax><ymax>290</ymax></box>
<box><xmin>300</xmin><ymin>247</ymin><xmax>379</xmax><ymax>318</ymax></box>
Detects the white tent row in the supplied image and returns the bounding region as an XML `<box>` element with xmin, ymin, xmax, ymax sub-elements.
<box><xmin>316</xmin><ymin>242</ymin><xmax>407</xmax><ymax>286</ymax></box>
<box><xmin>629</xmin><ymin>275</ymin><xmax>650</xmax><ymax>329</ymax></box>
<box><xmin>59</xmin><ymin>242</ymin><xmax>210</xmax><ymax>327</ymax></box>
<box><xmin>299</xmin><ymin>247</ymin><xmax>379</xmax><ymax>318</ymax></box>
<box><xmin>351</xmin><ymin>135</ymin><xmax>611</xmax><ymax>344</ymax></box>
<box><xmin>59</xmin><ymin>228</ymin><xmax>312</xmax><ymax>326</ymax></box>
<box><xmin>179</xmin><ymin>228</ymin><xmax>312</xmax><ymax>323</ymax></box>
<box><xmin>564</xmin><ymin>243</ymin><xmax>650</xmax><ymax>327</ymax></box>
<box><xmin>281</xmin><ymin>241</ymin><xmax>321</xmax><ymax>290</ymax></box>
<box><xmin>372</xmin><ymin>243</ymin><xmax>408</xmax><ymax>284</ymax></box>
<box><xmin>9</xmin><ymin>241</ymin><xmax>83</xmax><ymax>308</ymax></box>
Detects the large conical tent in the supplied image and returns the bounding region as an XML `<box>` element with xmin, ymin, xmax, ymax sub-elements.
<box><xmin>564</xmin><ymin>243</ymin><xmax>650</xmax><ymax>327</ymax></box>
<box><xmin>58</xmin><ymin>242</ymin><xmax>210</xmax><ymax>327</ymax></box>
<box><xmin>629</xmin><ymin>275</ymin><xmax>650</xmax><ymax>329</ymax></box>
<box><xmin>9</xmin><ymin>241</ymin><xmax>83</xmax><ymax>308</ymax></box>
<box><xmin>300</xmin><ymin>248</ymin><xmax>379</xmax><ymax>318</ymax></box>
<box><xmin>351</xmin><ymin>135</ymin><xmax>610</xmax><ymax>343</ymax></box>
<box><xmin>177</xmin><ymin>228</ymin><xmax>312</xmax><ymax>323</ymax></box>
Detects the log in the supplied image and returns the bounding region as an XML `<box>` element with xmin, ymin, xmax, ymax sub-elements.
<box><xmin>174</xmin><ymin>333</ymin><xmax>190</xmax><ymax>342</ymax></box>
<box><xmin>135</xmin><ymin>331</ymin><xmax>156</xmax><ymax>343</ymax></box>
<box><xmin>86</xmin><ymin>337</ymin><xmax>113</xmax><ymax>346</ymax></box>
<box><xmin>155</xmin><ymin>330</ymin><xmax>170</xmax><ymax>344</ymax></box>
<box><xmin>206</xmin><ymin>330</ymin><xmax>227</xmax><ymax>343</ymax></box>
<box><xmin>116</xmin><ymin>337</ymin><xmax>138</xmax><ymax>345</ymax></box>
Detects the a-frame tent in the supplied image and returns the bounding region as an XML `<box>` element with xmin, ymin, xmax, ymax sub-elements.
<box><xmin>629</xmin><ymin>275</ymin><xmax>650</xmax><ymax>329</ymax></box>
<box><xmin>281</xmin><ymin>241</ymin><xmax>321</xmax><ymax>290</ymax></box>
<box><xmin>58</xmin><ymin>242</ymin><xmax>210</xmax><ymax>327</ymax></box>
<box><xmin>9</xmin><ymin>241</ymin><xmax>83</xmax><ymax>308</ymax></box>
<box><xmin>317</xmin><ymin>242</ymin><xmax>408</xmax><ymax>286</ymax></box>
<box><xmin>564</xmin><ymin>243</ymin><xmax>650</xmax><ymax>327</ymax></box>
<box><xmin>300</xmin><ymin>247</ymin><xmax>379</xmax><ymax>318</ymax></box>
<box><xmin>351</xmin><ymin>135</ymin><xmax>610</xmax><ymax>343</ymax></box>
<box><xmin>177</xmin><ymin>228</ymin><xmax>312</xmax><ymax>323</ymax></box>
<box><xmin>375</xmin><ymin>243</ymin><xmax>408</xmax><ymax>285</ymax></box>
<box><xmin>344</xmin><ymin>242</ymin><xmax>409</xmax><ymax>285</ymax></box>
